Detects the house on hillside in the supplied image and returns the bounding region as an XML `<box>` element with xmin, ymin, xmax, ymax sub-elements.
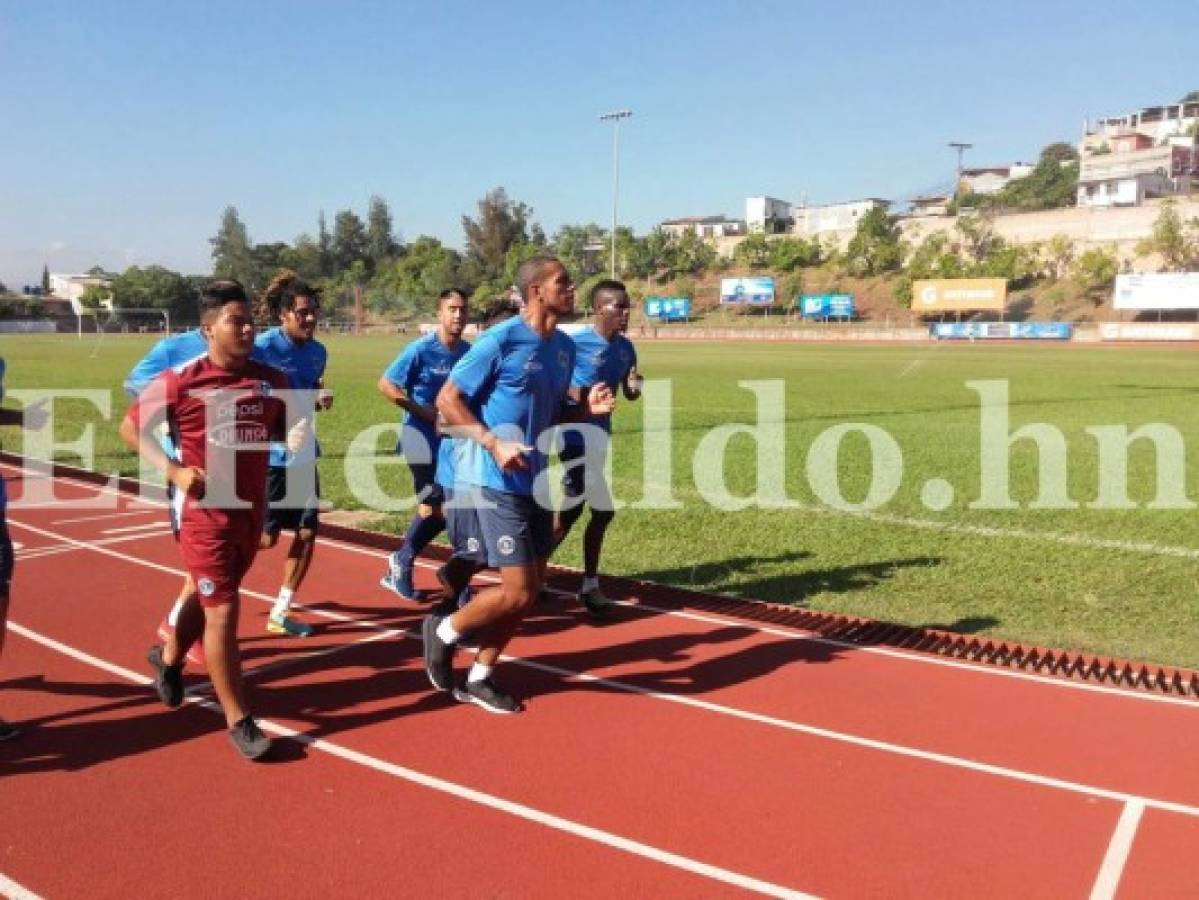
<box><xmin>959</xmin><ymin>163</ymin><xmax>1033</xmax><ymax>195</ymax></box>
<box><xmin>908</xmin><ymin>194</ymin><xmax>952</xmax><ymax>217</ymax></box>
<box><xmin>792</xmin><ymin>198</ymin><xmax>890</xmax><ymax>239</ymax></box>
<box><xmin>745</xmin><ymin>196</ymin><xmax>794</xmax><ymax>234</ymax></box>
<box><xmin>659</xmin><ymin>215</ymin><xmax>746</xmax><ymax>239</ymax></box>
<box><xmin>1077</xmin><ymin>135</ymin><xmax>1197</xmax><ymax>207</ymax></box>
<box><xmin>48</xmin><ymin>272</ymin><xmax>113</xmax><ymax>313</ymax></box>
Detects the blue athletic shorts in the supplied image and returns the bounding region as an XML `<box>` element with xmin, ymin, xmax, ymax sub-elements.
<box><xmin>450</xmin><ymin>486</ymin><xmax>551</xmax><ymax>568</ymax></box>
<box><xmin>263</xmin><ymin>465</ymin><xmax>321</xmax><ymax>536</ymax></box>
<box><xmin>445</xmin><ymin>489</ymin><xmax>487</xmax><ymax>566</ymax></box>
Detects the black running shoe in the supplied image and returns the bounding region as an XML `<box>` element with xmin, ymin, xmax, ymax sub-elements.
<box><xmin>147</xmin><ymin>645</ymin><xmax>184</xmax><ymax>708</ymax></box>
<box><xmin>422</xmin><ymin>614</ymin><xmax>455</xmax><ymax>691</ymax></box>
<box><xmin>452</xmin><ymin>678</ymin><xmax>523</xmax><ymax>714</ymax></box>
<box><xmin>228</xmin><ymin>716</ymin><xmax>272</xmax><ymax>761</ymax></box>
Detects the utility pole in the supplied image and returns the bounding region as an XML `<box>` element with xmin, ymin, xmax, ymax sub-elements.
<box><xmin>599</xmin><ymin>109</ymin><xmax>633</xmax><ymax>278</ymax></box>
<box><xmin>948</xmin><ymin>141</ymin><xmax>973</xmax><ymax>197</ymax></box>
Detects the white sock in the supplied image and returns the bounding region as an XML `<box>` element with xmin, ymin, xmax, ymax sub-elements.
<box><xmin>167</xmin><ymin>599</ymin><xmax>186</xmax><ymax>627</ymax></box>
<box><xmin>272</xmin><ymin>587</ymin><xmax>295</xmax><ymax>618</ymax></box>
<box><xmin>467</xmin><ymin>662</ymin><xmax>493</xmax><ymax>684</ymax></box>
<box><xmin>436</xmin><ymin>618</ymin><xmax>460</xmax><ymax>645</ymax></box>
<box><xmin>580</xmin><ymin>576</ymin><xmax>599</xmax><ymax>594</ymax></box>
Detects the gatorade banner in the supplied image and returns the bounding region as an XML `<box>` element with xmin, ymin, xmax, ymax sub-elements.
<box><xmin>913</xmin><ymin>278</ymin><xmax>1007</xmax><ymax>312</ymax></box>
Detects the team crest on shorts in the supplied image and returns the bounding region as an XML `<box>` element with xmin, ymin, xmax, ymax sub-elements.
<box><xmin>197</xmin><ymin>577</ymin><xmax>216</xmax><ymax>597</ymax></box>
<box><xmin>497</xmin><ymin>535</ymin><xmax>516</xmax><ymax>556</ymax></box>
<box><xmin>466</xmin><ymin>537</ymin><xmax>480</xmax><ymax>553</ymax></box>
<box><xmin>257</xmin><ymin>380</ymin><xmax>273</xmax><ymax>397</ymax></box>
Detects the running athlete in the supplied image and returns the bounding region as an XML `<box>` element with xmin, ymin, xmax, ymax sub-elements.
<box><xmin>377</xmin><ymin>289</ymin><xmax>469</xmax><ymax>600</ymax></box>
<box><xmin>553</xmin><ymin>279</ymin><xmax>642</xmax><ymax>618</ymax></box>
<box><xmin>254</xmin><ymin>274</ymin><xmax>331</xmax><ymax>638</ymax></box>
<box><xmin>121</xmin><ymin>280</ymin><xmax>298</xmax><ymax>760</ymax></box>
<box><xmin>423</xmin><ymin>257</ymin><xmax>614</xmax><ymax>713</ymax></box>
<box><xmin>0</xmin><ymin>357</ymin><xmax>49</xmax><ymax>740</ymax></box>
<box><xmin>124</xmin><ymin>325</ymin><xmax>209</xmax><ymax>665</ymax></box>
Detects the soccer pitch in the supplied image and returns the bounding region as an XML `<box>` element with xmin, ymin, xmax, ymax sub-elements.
<box><xmin>3</xmin><ymin>332</ymin><xmax>1199</xmax><ymax>668</ymax></box>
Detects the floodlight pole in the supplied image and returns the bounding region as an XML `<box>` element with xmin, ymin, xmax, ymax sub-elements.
<box><xmin>948</xmin><ymin>141</ymin><xmax>973</xmax><ymax>196</ymax></box>
<box><xmin>600</xmin><ymin>109</ymin><xmax>633</xmax><ymax>278</ymax></box>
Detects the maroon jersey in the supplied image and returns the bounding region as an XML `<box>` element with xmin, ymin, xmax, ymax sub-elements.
<box><xmin>124</xmin><ymin>355</ymin><xmax>289</xmax><ymax>532</ymax></box>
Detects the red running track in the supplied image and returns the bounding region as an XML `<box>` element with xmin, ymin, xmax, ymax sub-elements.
<box><xmin>1</xmin><ymin>463</ymin><xmax>1197</xmax><ymax>899</ymax></box>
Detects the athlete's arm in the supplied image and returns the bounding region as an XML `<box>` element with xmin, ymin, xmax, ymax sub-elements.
<box><xmin>376</xmin><ymin>376</ymin><xmax>436</xmax><ymax>424</ymax></box>
<box><xmin>119</xmin><ymin>404</ymin><xmax>205</xmax><ymax>499</ymax></box>
<box><xmin>436</xmin><ymin>380</ymin><xmax>529</xmax><ymax>472</ymax></box>
<box><xmin>561</xmin><ymin>383</ymin><xmax>615</xmax><ymax>422</ymax></box>
<box><xmin>622</xmin><ymin>367</ymin><xmax>643</xmax><ymax>401</ymax></box>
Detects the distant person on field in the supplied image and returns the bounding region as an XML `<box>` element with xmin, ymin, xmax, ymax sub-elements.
<box><xmin>253</xmin><ymin>273</ymin><xmax>332</xmax><ymax>638</ymax></box>
<box><xmin>552</xmin><ymin>279</ymin><xmax>642</xmax><ymax>618</ymax></box>
<box><xmin>0</xmin><ymin>357</ymin><xmax>49</xmax><ymax>740</ymax></box>
<box><xmin>377</xmin><ymin>290</ymin><xmax>470</xmax><ymax>601</ymax></box>
<box><xmin>121</xmin><ymin>280</ymin><xmax>301</xmax><ymax>761</ymax></box>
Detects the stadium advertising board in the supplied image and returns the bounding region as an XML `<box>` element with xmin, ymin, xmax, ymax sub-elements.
<box><xmin>798</xmin><ymin>293</ymin><xmax>855</xmax><ymax>318</ymax></box>
<box><xmin>912</xmin><ymin>278</ymin><xmax>1007</xmax><ymax>312</ymax></box>
<box><xmin>1112</xmin><ymin>273</ymin><xmax>1199</xmax><ymax>310</ymax></box>
<box><xmin>720</xmin><ymin>276</ymin><xmax>775</xmax><ymax>305</ymax></box>
<box><xmin>645</xmin><ymin>296</ymin><xmax>691</xmax><ymax>321</ymax></box>
<box><xmin>1099</xmin><ymin>322</ymin><xmax>1199</xmax><ymax>341</ymax></box>
<box><xmin>931</xmin><ymin>322</ymin><xmax>1072</xmax><ymax>341</ymax></box>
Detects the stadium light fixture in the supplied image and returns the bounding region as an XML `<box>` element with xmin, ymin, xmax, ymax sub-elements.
<box><xmin>599</xmin><ymin>109</ymin><xmax>633</xmax><ymax>278</ymax></box>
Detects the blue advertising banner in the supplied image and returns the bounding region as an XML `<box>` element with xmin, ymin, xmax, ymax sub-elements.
<box><xmin>930</xmin><ymin>322</ymin><xmax>1072</xmax><ymax>341</ymax></box>
<box><xmin>644</xmin><ymin>296</ymin><xmax>691</xmax><ymax>321</ymax></box>
<box><xmin>799</xmin><ymin>293</ymin><xmax>855</xmax><ymax>318</ymax></box>
<box><xmin>720</xmin><ymin>276</ymin><xmax>775</xmax><ymax>305</ymax></box>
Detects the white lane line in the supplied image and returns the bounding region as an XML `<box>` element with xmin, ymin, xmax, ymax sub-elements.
<box><xmin>0</xmin><ymin>872</ymin><xmax>44</xmax><ymax>900</ymax></box>
<box><xmin>1089</xmin><ymin>800</ymin><xmax>1144</xmax><ymax>900</ymax></box>
<box><xmin>100</xmin><ymin>521</ymin><xmax>173</xmax><ymax>535</ymax></box>
<box><xmin>897</xmin><ymin>359</ymin><xmax>924</xmax><ymax>378</ymax></box>
<box><xmin>8</xmin><ymin>620</ymin><xmax>815</xmax><ymax>900</ymax></box>
<box><xmin>52</xmin><ymin>510</ymin><xmax>157</xmax><ymax>525</ymax></box>
<box><xmin>324</xmin><ymin>535</ymin><xmax>1199</xmax><ymax>711</ymax></box>
<box><xmin>9</xmin><ymin>516</ymin><xmax>1199</xmax><ymax>821</ymax></box>
<box><xmin>7</xmin><ymin>464</ymin><xmax>1199</xmax><ymax>707</ymax></box>
<box><xmin>13</xmin><ymin>529</ymin><xmax>173</xmax><ymax>561</ymax></box>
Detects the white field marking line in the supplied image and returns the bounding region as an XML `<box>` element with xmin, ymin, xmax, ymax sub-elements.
<box><xmin>13</xmin><ymin>528</ymin><xmax>174</xmax><ymax>561</ymax></box>
<box><xmin>52</xmin><ymin>509</ymin><xmax>157</xmax><ymax>525</ymax></box>
<box><xmin>897</xmin><ymin>359</ymin><xmax>924</xmax><ymax>378</ymax></box>
<box><xmin>0</xmin><ymin>872</ymin><xmax>44</xmax><ymax>900</ymax></box>
<box><xmin>1088</xmin><ymin>800</ymin><xmax>1144</xmax><ymax>900</ymax></box>
<box><xmin>320</xmin><ymin>534</ymin><xmax>1199</xmax><ymax>711</ymax></box>
<box><xmin>17</xmin><ymin>515</ymin><xmax>1199</xmax><ymax>822</ymax></box>
<box><xmin>7</xmin><ymin>620</ymin><xmax>815</xmax><ymax>900</ymax></box>
<box><xmin>101</xmin><ymin>521</ymin><xmax>175</xmax><ymax>535</ymax></box>
<box><xmin>6</xmin><ymin>463</ymin><xmax>1197</xmax><ymax>708</ymax></box>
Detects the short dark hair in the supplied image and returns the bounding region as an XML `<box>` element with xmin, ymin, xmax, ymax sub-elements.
<box><xmin>438</xmin><ymin>288</ymin><xmax>468</xmax><ymax>306</ymax></box>
<box><xmin>515</xmin><ymin>255</ymin><xmax>563</xmax><ymax>302</ymax></box>
<box><xmin>278</xmin><ymin>278</ymin><xmax>318</xmax><ymax>313</ymax></box>
<box><xmin>199</xmin><ymin>280</ymin><xmax>248</xmax><ymax>320</ymax></box>
<box><xmin>589</xmin><ymin>279</ymin><xmax>628</xmax><ymax>309</ymax></box>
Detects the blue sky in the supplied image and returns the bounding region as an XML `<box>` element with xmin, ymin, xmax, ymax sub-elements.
<box><xmin>1</xmin><ymin>0</ymin><xmax>1196</xmax><ymax>288</ymax></box>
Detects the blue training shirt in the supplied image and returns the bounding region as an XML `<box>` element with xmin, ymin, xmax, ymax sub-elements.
<box><xmin>123</xmin><ymin>329</ymin><xmax>208</xmax><ymax>397</ymax></box>
<box><xmin>447</xmin><ymin>315</ymin><xmax>576</xmax><ymax>496</ymax></box>
<box><xmin>561</xmin><ymin>326</ymin><xmax>637</xmax><ymax>449</ymax></box>
<box><xmin>253</xmin><ymin>326</ymin><xmax>328</xmax><ymax>467</ymax></box>
<box><xmin>382</xmin><ymin>333</ymin><xmax>470</xmax><ymax>464</ymax></box>
<box><xmin>0</xmin><ymin>357</ymin><xmax>6</xmax><ymax>508</ymax></box>
<box><xmin>123</xmin><ymin>329</ymin><xmax>208</xmax><ymax>457</ymax></box>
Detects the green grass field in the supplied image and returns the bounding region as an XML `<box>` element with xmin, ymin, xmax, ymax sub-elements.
<box><xmin>3</xmin><ymin>331</ymin><xmax>1199</xmax><ymax>667</ymax></box>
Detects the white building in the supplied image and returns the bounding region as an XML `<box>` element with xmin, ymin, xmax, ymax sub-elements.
<box><xmin>745</xmin><ymin>196</ymin><xmax>793</xmax><ymax>234</ymax></box>
<box><xmin>792</xmin><ymin>198</ymin><xmax>890</xmax><ymax>239</ymax></box>
<box><xmin>1083</xmin><ymin>97</ymin><xmax>1199</xmax><ymax>151</ymax></box>
<box><xmin>960</xmin><ymin>163</ymin><xmax>1033</xmax><ymax>195</ymax></box>
<box><xmin>48</xmin><ymin>272</ymin><xmax>113</xmax><ymax>313</ymax></box>
<box><xmin>1077</xmin><ymin>132</ymin><xmax>1196</xmax><ymax>207</ymax></box>
<box><xmin>659</xmin><ymin>216</ymin><xmax>746</xmax><ymax>239</ymax></box>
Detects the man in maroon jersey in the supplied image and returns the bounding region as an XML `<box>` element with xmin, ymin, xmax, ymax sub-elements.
<box><xmin>120</xmin><ymin>280</ymin><xmax>300</xmax><ymax>761</ymax></box>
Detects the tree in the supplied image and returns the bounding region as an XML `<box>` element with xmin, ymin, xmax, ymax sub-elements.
<box><xmin>108</xmin><ymin>265</ymin><xmax>199</xmax><ymax>321</ymax></box>
<box><xmin>0</xmin><ymin>280</ymin><xmax>10</xmax><ymax>296</ymax></box>
<box><xmin>331</xmin><ymin>209</ymin><xmax>369</xmax><ymax>273</ymax></box>
<box><xmin>768</xmin><ymin>237</ymin><xmax>820</xmax><ymax>271</ymax></box>
<box><xmin>552</xmin><ymin>223</ymin><xmax>607</xmax><ymax>281</ymax></box>
<box><xmin>284</xmin><ymin>234</ymin><xmax>325</xmax><ymax>281</ymax></box>
<box><xmin>366</xmin><ymin>195</ymin><xmax>399</xmax><ymax>271</ymax></box>
<box><xmin>845</xmin><ymin>206</ymin><xmax>903</xmax><ymax>275</ymax></box>
<box><xmin>371</xmin><ymin>236</ymin><xmax>462</xmax><ymax>313</ymax></box>
<box><xmin>665</xmin><ymin>228</ymin><xmax>716</xmax><ymax>277</ymax></box>
<box><xmin>1135</xmin><ymin>199</ymin><xmax>1199</xmax><ymax>271</ymax></box>
<box><xmin>624</xmin><ymin>228</ymin><xmax>672</xmax><ymax>279</ymax></box>
<box><xmin>41</xmin><ymin>264</ymin><xmax>50</xmax><ymax>294</ymax></box>
<box><xmin>78</xmin><ymin>283</ymin><xmax>111</xmax><ymax>309</ymax></box>
<box><xmin>733</xmin><ymin>233</ymin><xmax>771</xmax><ymax>268</ymax></box>
<box><xmin>461</xmin><ymin>187</ymin><xmax>532</xmax><ymax>286</ymax></box>
<box><xmin>1043</xmin><ymin>234</ymin><xmax>1075</xmax><ymax>280</ymax></box>
<box><xmin>1072</xmin><ymin>246</ymin><xmax>1118</xmax><ymax>299</ymax></box>
<box><xmin>1040</xmin><ymin>142</ymin><xmax>1079</xmax><ymax>164</ymax></box>
<box><xmin>1180</xmin><ymin>90</ymin><xmax>1199</xmax><ymax>103</ymax></box>
<box><xmin>317</xmin><ymin>210</ymin><xmax>333</xmax><ymax>276</ymax></box>
<box><xmin>210</xmin><ymin>206</ymin><xmax>254</xmax><ymax>286</ymax></box>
